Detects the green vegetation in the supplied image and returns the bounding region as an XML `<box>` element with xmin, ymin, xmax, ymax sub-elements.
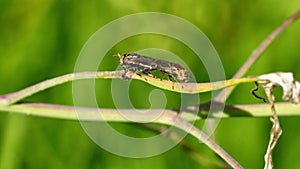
<box><xmin>1</xmin><ymin>1</ymin><xmax>300</xmax><ymax>168</ymax></box>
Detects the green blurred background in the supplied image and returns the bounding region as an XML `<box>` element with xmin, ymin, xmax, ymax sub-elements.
<box><xmin>1</xmin><ymin>0</ymin><xmax>300</xmax><ymax>168</ymax></box>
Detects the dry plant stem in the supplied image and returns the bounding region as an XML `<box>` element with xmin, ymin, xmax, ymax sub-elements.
<box><xmin>0</xmin><ymin>103</ymin><xmax>242</xmax><ymax>168</ymax></box>
<box><xmin>0</xmin><ymin>102</ymin><xmax>299</xmax><ymax>121</ymax></box>
<box><xmin>173</xmin><ymin>117</ymin><xmax>243</xmax><ymax>169</ymax></box>
<box><xmin>214</xmin><ymin>9</ymin><xmax>300</xmax><ymax>102</ymax></box>
<box><xmin>263</xmin><ymin>87</ymin><xmax>282</xmax><ymax>169</ymax></box>
<box><xmin>0</xmin><ymin>71</ymin><xmax>259</xmax><ymax>106</ymax></box>
<box><xmin>162</xmin><ymin>126</ymin><xmax>228</xmax><ymax>168</ymax></box>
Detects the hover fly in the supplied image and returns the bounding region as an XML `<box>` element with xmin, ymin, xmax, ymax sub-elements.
<box><xmin>115</xmin><ymin>53</ymin><xmax>189</xmax><ymax>82</ymax></box>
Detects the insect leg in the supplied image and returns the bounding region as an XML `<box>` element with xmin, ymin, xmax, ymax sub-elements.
<box><xmin>168</xmin><ymin>74</ymin><xmax>173</xmax><ymax>81</ymax></box>
<box><xmin>142</xmin><ymin>69</ymin><xmax>152</xmax><ymax>79</ymax></box>
<box><xmin>161</xmin><ymin>71</ymin><xmax>165</xmax><ymax>81</ymax></box>
<box><xmin>121</xmin><ymin>70</ymin><xmax>135</xmax><ymax>80</ymax></box>
<box><xmin>143</xmin><ymin>69</ymin><xmax>151</xmax><ymax>75</ymax></box>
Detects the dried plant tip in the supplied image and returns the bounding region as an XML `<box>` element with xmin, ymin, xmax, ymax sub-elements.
<box><xmin>258</xmin><ymin>72</ymin><xmax>300</xmax><ymax>104</ymax></box>
<box><xmin>264</xmin><ymin>116</ymin><xmax>282</xmax><ymax>169</ymax></box>
<box><xmin>260</xmin><ymin>75</ymin><xmax>283</xmax><ymax>169</ymax></box>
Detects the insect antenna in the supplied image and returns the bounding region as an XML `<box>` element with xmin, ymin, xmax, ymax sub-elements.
<box><xmin>113</xmin><ymin>54</ymin><xmax>121</xmax><ymax>58</ymax></box>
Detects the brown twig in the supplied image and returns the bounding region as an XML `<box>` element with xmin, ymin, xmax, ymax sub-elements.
<box><xmin>135</xmin><ymin>124</ymin><xmax>229</xmax><ymax>168</ymax></box>
<box><xmin>214</xmin><ymin>9</ymin><xmax>300</xmax><ymax>102</ymax></box>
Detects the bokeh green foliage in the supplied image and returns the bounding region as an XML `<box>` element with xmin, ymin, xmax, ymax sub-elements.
<box><xmin>1</xmin><ymin>1</ymin><xmax>300</xmax><ymax>169</ymax></box>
